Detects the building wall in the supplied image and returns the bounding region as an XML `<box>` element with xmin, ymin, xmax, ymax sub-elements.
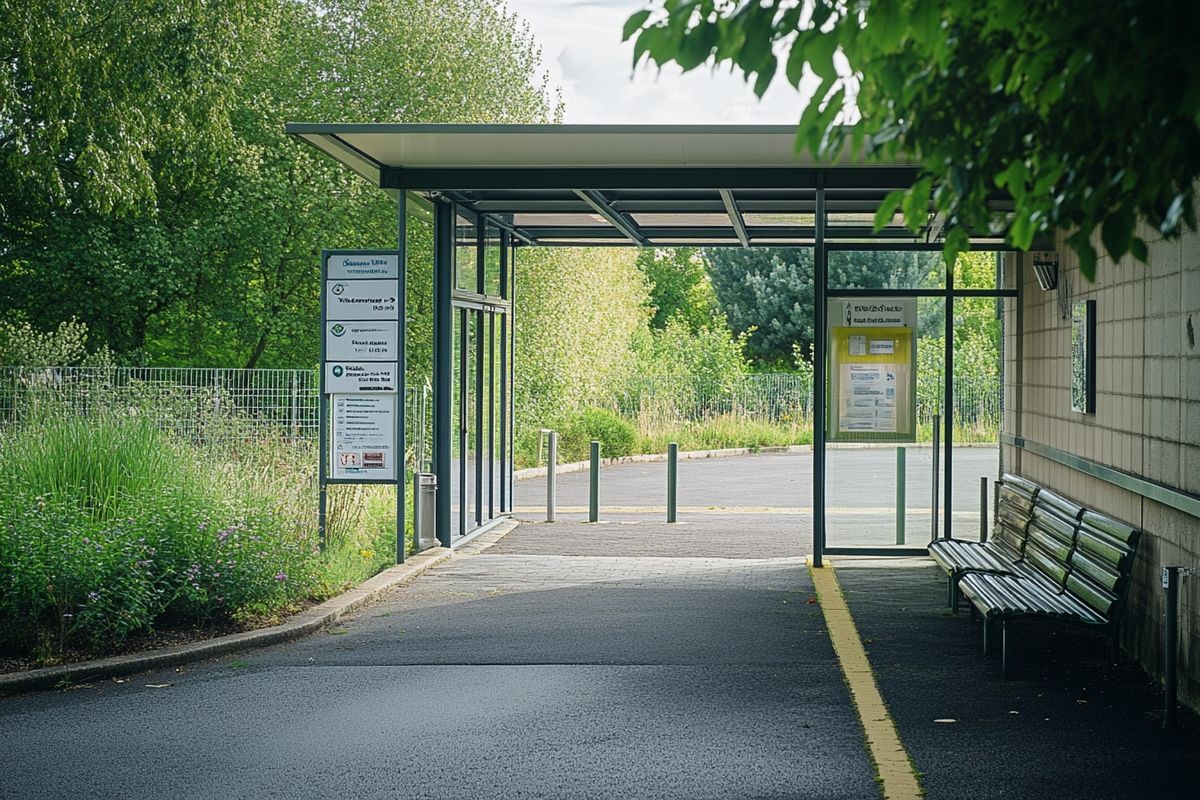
<box><xmin>1001</xmin><ymin>217</ymin><xmax>1200</xmax><ymax>707</ymax></box>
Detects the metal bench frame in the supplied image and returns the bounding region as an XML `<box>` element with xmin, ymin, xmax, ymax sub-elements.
<box><xmin>930</xmin><ymin>476</ymin><xmax>1142</xmax><ymax>677</ymax></box>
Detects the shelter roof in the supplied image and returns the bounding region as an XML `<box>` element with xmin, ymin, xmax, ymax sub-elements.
<box><xmin>286</xmin><ymin>124</ymin><xmax>1009</xmax><ymax>247</ymax></box>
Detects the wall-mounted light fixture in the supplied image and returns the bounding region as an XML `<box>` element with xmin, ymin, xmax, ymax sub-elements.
<box><xmin>1032</xmin><ymin>251</ymin><xmax>1059</xmax><ymax>291</ymax></box>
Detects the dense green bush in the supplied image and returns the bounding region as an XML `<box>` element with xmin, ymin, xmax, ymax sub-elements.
<box><xmin>579</xmin><ymin>408</ymin><xmax>637</xmax><ymax>459</ymax></box>
<box><xmin>0</xmin><ymin>414</ymin><xmax>322</xmax><ymax>658</ymax></box>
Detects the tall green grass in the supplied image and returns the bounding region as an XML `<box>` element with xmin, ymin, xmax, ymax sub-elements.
<box><xmin>0</xmin><ymin>414</ymin><xmax>327</xmax><ymax>660</ymax></box>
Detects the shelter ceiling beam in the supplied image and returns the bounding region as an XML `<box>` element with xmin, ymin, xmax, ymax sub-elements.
<box><xmin>719</xmin><ymin>189</ymin><xmax>750</xmax><ymax>247</ymax></box>
<box><xmin>573</xmin><ymin>189</ymin><xmax>649</xmax><ymax>246</ymax></box>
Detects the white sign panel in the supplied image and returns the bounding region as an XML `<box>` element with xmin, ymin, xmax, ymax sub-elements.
<box><xmin>326</xmin><ymin>253</ymin><xmax>399</xmax><ymax>280</ymax></box>
<box><xmin>325</xmin><ymin>321</ymin><xmax>399</xmax><ymax>362</ymax></box>
<box><xmin>837</xmin><ymin>298</ymin><xmax>916</xmax><ymax>328</ymax></box>
<box><xmin>324</xmin><ymin>362</ymin><xmax>398</xmax><ymax>393</ymax></box>
<box><xmin>839</xmin><ymin>363</ymin><xmax>898</xmax><ymax>433</ymax></box>
<box><xmin>325</xmin><ymin>279</ymin><xmax>399</xmax><ymax>321</ymax></box>
<box><xmin>331</xmin><ymin>393</ymin><xmax>396</xmax><ymax>481</ymax></box>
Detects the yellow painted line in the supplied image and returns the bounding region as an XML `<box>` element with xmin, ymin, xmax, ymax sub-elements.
<box><xmin>514</xmin><ymin>505</ymin><xmax>980</xmax><ymax>516</ymax></box>
<box><xmin>810</xmin><ymin>563</ymin><xmax>923</xmax><ymax>800</ymax></box>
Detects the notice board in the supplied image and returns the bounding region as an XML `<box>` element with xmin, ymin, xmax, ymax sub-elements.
<box><xmin>826</xmin><ymin>299</ymin><xmax>917</xmax><ymax>443</ymax></box>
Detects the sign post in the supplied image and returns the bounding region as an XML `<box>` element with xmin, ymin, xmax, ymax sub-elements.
<box><xmin>319</xmin><ymin>250</ymin><xmax>403</xmax><ymax>558</ymax></box>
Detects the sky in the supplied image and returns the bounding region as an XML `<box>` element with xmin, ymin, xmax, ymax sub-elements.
<box><xmin>503</xmin><ymin>0</ymin><xmax>811</xmax><ymax>125</ymax></box>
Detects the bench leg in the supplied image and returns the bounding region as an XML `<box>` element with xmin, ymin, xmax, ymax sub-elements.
<box><xmin>948</xmin><ymin>576</ymin><xmax>959</xmax><ymax>613</ymax></box>
<box><xmin>982</xmin><ymin>617</ymin><xmax>991</xmax><ymax>656</ymax></box>
<box><xmin>1001</xmin><ymin>620</ymin><xmax>1010</xmax><ymax>678</ymax></box>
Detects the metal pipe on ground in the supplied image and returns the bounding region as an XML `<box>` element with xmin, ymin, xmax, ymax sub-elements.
<box><xmin>1164</xmin><ymin>566</ymin><xmax>1181</xmax><ymax>729</ymax></box>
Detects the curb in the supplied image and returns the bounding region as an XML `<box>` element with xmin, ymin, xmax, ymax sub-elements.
<box><xmin>0</xmin><ymin>546</ymin><xmax>454</xmax><ymax>696</ymax></box>
<box><xmin>514</xmin><ymin>441</ymin><xmax>998</xmax><ymax>480</ymax></box>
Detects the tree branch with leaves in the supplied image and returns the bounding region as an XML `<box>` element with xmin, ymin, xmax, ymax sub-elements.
<box><xmin>626</xmin><ymin>0</ymin><xmax>1200</xmax><ymax>276</ymax></box>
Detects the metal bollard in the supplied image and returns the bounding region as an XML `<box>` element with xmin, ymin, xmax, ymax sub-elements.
<box><xmin>1163</xmin><ymin>566</ymin><xmax>1182</xmax><ymax>729</ymax></box>
<box><xmin>931</xmin><ymin>414</ymin><xmax>940</xmax><ymax>543</ymax></box>
<box><xmin>546</xmin><ymin>430</ymin><xmax>557</xmax><ymax>522</ymax></box>
<box><xmin>667</xmin><ymin>442</ymin><xmax>678</xmax><ymax>523</ymax></box>
<box><xmin>589</xmin><ymin>440</ymin><xmax>600</xmax><ymax>522</ymax></box>
<box><xmin>980</xmin><ymin>476</ymin><xmax>989</xmax><ymax>543</ymax></box>
<box><xmin>895</xmin><ymin>447</ymin><xmax>906</xmax><ymax>545</ymax></box>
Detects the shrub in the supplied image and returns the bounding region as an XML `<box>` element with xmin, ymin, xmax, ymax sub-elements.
<box><xmin>555</xmin><ymin>407</ymin><xmax>637</xmax><ymax>461</ymax></box>
<box><xmin>0</xmin><ymin>413</ymin><xmax>323</xmax><ymax>657</ymax></box>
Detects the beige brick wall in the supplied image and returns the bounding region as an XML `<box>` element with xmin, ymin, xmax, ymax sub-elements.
<box><xmin>1002</xmin><ymin>216</ymin><xmax>1200</xmax><ymax>707</ymax></box>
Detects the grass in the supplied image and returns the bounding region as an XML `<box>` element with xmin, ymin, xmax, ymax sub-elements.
<box><xmin>0</xmin><ymin>410</ymin><xmax>410</xmax><ymax>663</ymax></box>
<box><xmin>515</xmin><ymin>410</ymin><xmax>998</xmax><ymax>468</ymax></box>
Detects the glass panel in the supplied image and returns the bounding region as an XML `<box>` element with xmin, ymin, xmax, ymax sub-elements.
<box><xmin>827</xmin><ymin>211</ymin><xmax>905</xmax><ymax>227</ymax></box>
<box><xmin>950</xmin><ymin>296</ymin><xmax>1003</xmax><ymax>541</ymax></box>
<box><xmin>827</xmin><ymin>249</ymin><xmax>943</xmax><ymax>290</ymax></box>
<box><xmin>652</xmin><ymin>237</ymin><xmax>744</xmax><ymax>246</ymax></box>
<box><xmin>465</xmin><ymin>310</ymin><xmax>477</xmax><ymax>531</ymax></box>
<box><xmin>483</xmin><ymin>225</ymin><xmax>502</xmax><ymax>298</ymax></box>
<box><xmin>511</xmin><ymin>212</ymin><xmax>608</xmax><ymax>226</ymax></box>
<box><xmin>489</xmin><ymin>313</ymin><xmax>501</xmax><ymax>518</ymax></box>
<box><xmin>750</xmin><ymin>237</ymin><xmax>814</xmax><ymax>245</ymax></box>
<box><xmin>825</xmin><ymin>296</ymin><xmax>945</xmax><ymax>548</ymax></box>
<box><xmin>455</xmin><ymin>213</ymin><xmax>478</xmax><ymax>292</ymax></box>
<box><xmin>451</xmin><ymin>310</ymin><xmax>464</xmax><ymax>539</ymax></box>
<box><xmin>630</xmin><ymin>212</ymin><xmax>735</xmax><ymax>227</ymax></box>
<box><xmin>742</xmin><ymin>211</ymin><xmax>814</xmax><ymax>227</ymax></box>
<box><xmin>953</xmin><ymin>250</ymin><xmax>1000</xmax><ymax>289</ymax></box>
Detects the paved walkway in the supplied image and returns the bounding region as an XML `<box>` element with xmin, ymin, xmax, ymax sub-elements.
<box><xmin>0</xmin><ymin>525</ymin><xmax>877</xmax><ymax>799</ymax></box>
<box><xmin>2</xmin><ymin>452</ymin><xmax>1196</xmax><ymax>799</ymax></box>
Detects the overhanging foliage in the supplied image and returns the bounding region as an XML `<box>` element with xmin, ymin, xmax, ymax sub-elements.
<box><xmin>626</xmin><ymin>0</ymin><xmax>1200</xmax><ymax>278</ymax></box>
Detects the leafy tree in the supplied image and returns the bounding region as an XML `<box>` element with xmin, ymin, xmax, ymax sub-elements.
<box><xmin>635</xmin><ymin>248</ymin><xmax>719</xmax><ymax>330</ymax></box>
<box><xmin>0</xmin><ymin>0</ymin><xmax>259</xmax><ymax>219</ymax></box>
<box><xmin>0</xmin><ymin>319</ymin><xmax>110</xmax><ymax>368</ymax></box>
<box><xmin>705</xmin><ymin>248</ymin><xmax>938</xmax><ymax>364</ymax></box>
<box><xmin>514</xmin><ymin>247</ymin><xmax>650</xmax><ymax>431</ymax></box>
<box><xmin>625</xmin><ymin>0</ymin><xmax>1200</xmax><ymax>278</ymax></box>
<box><xmin>2</xmin><ymin>0</ymin><xmax>561</xmax><ymax>368</ymax></box>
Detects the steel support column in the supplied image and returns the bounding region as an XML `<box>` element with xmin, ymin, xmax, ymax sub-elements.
<box><xmin>944</xmin><ymin>264</ymin><xmax>954</xmax><ymax>539</ymax></box>
<box><xmin>813</xmin><ymin>184</ymin><xmax>827</xmax><ymax>567</ymax></box>
<box><xmin>498</xmin><ymin>231</ymin><xmax>509</xmax><ymax>513</ymax></box>
<box><xmin>433</xmin><ymin>201</ymin><xmax>454</xmax><ymax>547</ymax></box>
<box><xmin>396</xmin><ymin>192</ymin><xmax>408</xmax><ymax>562</ymax></box>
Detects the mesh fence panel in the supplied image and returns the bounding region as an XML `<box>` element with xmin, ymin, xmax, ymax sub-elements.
<box><xmin>611</xmin><ymin>372</ymin><xmax>999</xmax><ymax>435</ymax></box>
<box><xmin>0</xmin><ymin>367</ymin><xmax>431</xmax><ymax>458</ymax></box>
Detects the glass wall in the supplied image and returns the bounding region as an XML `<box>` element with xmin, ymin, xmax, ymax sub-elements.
<box><xmin>447</xmin><ymin>206</ymin><xmax>513</xmax><ymax>541</ymax></box>
<box><xmin>823</xmin><ymin>248</ymin><xmax>1006</xmax><ymax>550</ymax></box>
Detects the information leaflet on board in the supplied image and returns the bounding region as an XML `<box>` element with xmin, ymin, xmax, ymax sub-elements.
<box><xmin>331</xmin><ymin>394</ymin><xmax>396</xmax><ymax>481</ymax></box>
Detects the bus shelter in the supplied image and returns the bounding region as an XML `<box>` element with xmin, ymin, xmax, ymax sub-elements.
<box><xmin>286</xmin><ymin>123</ymin><xmax>1020</xmax><ymax>564</ymax></box>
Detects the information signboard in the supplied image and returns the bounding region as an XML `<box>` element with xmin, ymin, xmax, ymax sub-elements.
<box><xmin>325</xmin><ymin>321</ymin><xmax>399</xmax><ymax>362</ymax></box>
<box><xmin>320</xmin><ymin>250</ymin><xmax>401</xmax><ymax>486</ymax></box>
<box><xmin>827</xmin><ymin>298</ymin><xmax>917</xmax><ymax>442</ymax></box>
<box><xmin>325</xmin><ymin>279</ymin><xmax>400</xmax><ymax>321</ymax></box>
<box><xmin>331</xmin><ymin>393</ymin><xmax>397</xmax><ymax>480</ymax></box>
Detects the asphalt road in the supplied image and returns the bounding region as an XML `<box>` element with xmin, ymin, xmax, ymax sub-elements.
<box><xmin>514</xmin><ymin>446</ymin><xmax>1000</xmax><ymax>548</ymax></box>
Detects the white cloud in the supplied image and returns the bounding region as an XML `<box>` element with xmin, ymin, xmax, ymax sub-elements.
<box><xmin>505</xmin><ymin>0</ymin><xmax>813</xmax><ymax>124</ymax></box>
